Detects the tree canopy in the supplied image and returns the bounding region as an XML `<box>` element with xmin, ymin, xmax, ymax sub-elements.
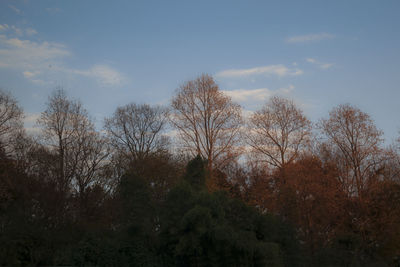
<box><xmin>1</xmin><ymin>80</ymin><xmax>400</xmax><ymax>266</ymax></box>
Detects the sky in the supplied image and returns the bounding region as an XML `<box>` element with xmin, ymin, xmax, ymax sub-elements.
<box><xmin>0</xmin><ymin>0</ymin><xmax>399</xmax><ymax>143</ymax></box>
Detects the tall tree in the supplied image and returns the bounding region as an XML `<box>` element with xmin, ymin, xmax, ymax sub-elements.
<box><xmin>66</xmin><ymin>115</ymin><xmax>109</xmax><ymax>204</ymax></box>
<box><xmin>275</xmin><ymin>156</ymin><xmax>345</xmax><ymax>254</ymax></box>
<box><xmin>183</xmin><ymin>155</ymin><xmax>207</xmax><ymax>190</ymax></box>
<box><xmin>171</xmin><ymin>74</ymin><xmax>243</xmax><ymax>173</ymax></box>
<box><xmin>319</xmin><ymin>104</ymin><xmax>384</xmax><ymax>198</ymax></box>
<box><xmin>248</xmin><ymin>96</ymin><xmax>311</xmax><ymax>169</ymax></box>
<box><xmin>104</xmin><ymin>103</ymin><xmax>169</xmax><ymax>163</ymax></box>
<box><xmin>38</xmin><ymin>89</ymin><xmax>108</xmax><ymax>198</ymax></box>
<box><xmin>0</xmin><ymin>89</ymin><xmax>23</xmax><ymax>153</ymax></box>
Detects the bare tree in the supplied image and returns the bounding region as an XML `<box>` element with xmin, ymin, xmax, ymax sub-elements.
<box><xmin>0</xmin><ymin>89</ymin><xmax>23</xmax><ymax>153</ymax></box>
<box><xmin>319</xmin><ymin>104</ymin><xmax>384</xmax><ymax>198</ymax></box>
<box><xmin>247</xmin><ymin>96</ymin><xmax>311</xmax><ymax>169</ymax></box>
<box><xmin>66</xmin><ymin>112</ymin><xmax>109</xmax><ymax>199</ymax></box>
<box><xmin>104</xmin><ymin>103</ymin><xmax>169</xmax><ymax>164</ymax></box>
<box><xmin>383</xmin><ymin>135</ymin><xmax>400</xmax><ymax>183</ymax></box>
<box><xmin>38</xmin><ymin>89</ymin><xmax>108</xmax><ymax>196</ymax></box>
<box><xmin>170</xmin><ymin>74</ymin><xmax>243</xmax><ymax>173</ymax></box>
<box><xmin>38</xmin><ymin>89</ymin><xmax>79</xmax><ymax>192</ymax></box>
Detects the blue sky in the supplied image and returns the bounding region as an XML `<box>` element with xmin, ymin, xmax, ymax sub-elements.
<box><xmin>1</xmin><ymin>0</ymin><xmax>399</xmax><ymax>142</ymax></box>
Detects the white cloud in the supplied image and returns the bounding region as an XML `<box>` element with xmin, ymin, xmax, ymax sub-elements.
<box><xmin>286</xmin><ymin>33</ymin><xmax>335</xmax><ymax>43</ymax></box>
<box><xmin>23</xmin><ymin>71</ymin><xmax>40</xmax><ymax>78</ymax></box>
<box><xmin>223</xmin><ymin>88</ymin><xmax>273</xmax><ymax>102</ymax></box>
<box><xmin>24</xmin><ymin>113</ymin><xmax>41</xmax><ymax>124</ymax></box>
<box><xmin>320</xmin><ymin>63</ymin><xmax>333</xmax><ymax>69</ymax></box>
<box><xmin>8</xmin><ymin>5</ymin><xmax>21</xmax><ymax>15</ymax></box>
<box><xmin>0</xmin><ymin>28</ymin><xmax>125</xmax><ymax>87</ymax></box>
<box><xmin>46</xmin><ymin>7</ymin><xmax>61</xmax><ymax>14</ymax></box>
<box><xmin>216</xmin><ymin>65</ymin><xmax>303</xmax><ymax>78</ymax></box>
<box><xmin>306</xmin><ymin>58</ymin><xmax>316</xmax><ymax>63</ymax></box>
<box><xmin>306</xmin><ymin>57</ymin><xmax>334</xmax><ymax>70</ymax></box>
<box><xmin>23</xmin><ymin>113</ymin><xmax>42</xmax><ymax>136</ymax></box>
<box><xmin>223</xmin><ymin>85</ymin><xmax>295</xmax><ymax>106</ymax></box>
<box><xmin>30</xmin><ymin>79</ymin><xmax>52</xmax><ymax>86</ymax></box>
<box><xmin>11</xmin><ymin>26</ymin><xmax>23</xmax><ymax>36</ymax></box>
<box><xmin>26</xmin><ymin>28</ymin><xmax>38</xmax><ymax>36</ymax></box>
<box><xmin>0</xmin><ymin>34</ymin><xmax>70</xmax><ymax>69</ymax></box>
<box><xmin>71</xmin><ymin>64</ymin><xmax>125</xmax><ymax>86</ymax></box>
<box><xmin>280</xmin><ymin>84</ymin><xmax>295</xmax><ymax>94</ymax></box>
<box><xmin>0</xmin><ymin>24</ymin><xmax>9</xmax><ymax>31</ymax></box>
<box><xmin>242</xmin><ymin>109</ymin><xmax>255</xmax><ymax>118</ymax></box>
<box><xmin>0</xmin><ymin>24</ymin><xmax>37</xmax><ymax>37</ymax></box>
<box><xmin>225</xmin><ymin>86</ymin><xmax>312</xmax><ymax>118</ymax></box>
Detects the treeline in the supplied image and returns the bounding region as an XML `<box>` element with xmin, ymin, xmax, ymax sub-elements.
<box><xmin>1</xmin><ymin>74</ymin><xmax>400</xmax><ymax>266</ymax></box>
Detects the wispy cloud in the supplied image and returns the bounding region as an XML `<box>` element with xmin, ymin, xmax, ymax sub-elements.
<box><xmin>0</xmin><ymin>27</ymin><xmax>125</xmax><ymax>87</ymax></box>
<box><xmin>71</xmin><ymin>65</ymin><xmax>125</xmax><ymax>86</ymax></box>
<box><xmin>45</xmin><ymin>7</ymin><xmax>61</xmax><ymax>14</ymax></box>
<box><xmin>306</xmin><ymin>58</ymin><xmax>316</xmax><ymax>64</ymax></box>
<box><xmin>216</xmin><ymin>65</ymin><xmax>303</xmax><ymax>78</ymax></box>
<box><xmin>11</xmin><ymin>26</ymin><xmax>23</xmax><ymax>36</ymax></box>
<box><xmin>8</xmin><ymin>5</ymin><xmax>21</xmax><ymax>15</ymax></box>
<box><xmin>23</xmin><ymin>113</ymin><xmax>41</xmax><ymax>135</ymax></box>
<box><xmin>306</xmin><ymin>58</ymin><xmax>334</xmax><ymax>69</ymax></box>
<box><xmin>223</xmin><ymin>85</ymin><xmax>295</xmax><ymax>107</ymax></box>
<box><xmin>26</xmin><ymin>28</ymin><xmax>37</xmax><ymax>36</ymax></box>
<box><xmin>0</xmin><ymin>24</ymin><xmax>8</xmax><ymax>31</ymax></box>
<box><xmin>224</xmin><ymin>88</ymin><xmax>274</xmax><ymax>102</ymax></box>
<box><xmin>0</xmin><ymin>34</ymin><xmax>70</xmax><ymax>69</ymax></box>
<box><xmin>23</xmin><ymin>71</ymin><xmax>40</xmax><ymax>78</ymax></box>
<box><xmin>286</xmin><ymin>33</ymin><xmax>335</xmax><ymax>43</ymax></box>
<box><xmin>23</xmin><ymin>113</ymin><xmax>40</xmax><ymax>124</ymax></box>
<box><xmin>0</xmin><ymin>24</ymin><xmax>38</xmax><ymax>37</ymax></box>
<box><xmin>320</xmin><ymin>63</ymin><xmax>334</xmax><ymax>69</ymax></box>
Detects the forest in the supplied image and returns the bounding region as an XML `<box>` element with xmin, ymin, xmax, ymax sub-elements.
<box><xmin>1</xmin><ymin>74</ymin><xmax>400</xmax><ymax>266</ymax></box>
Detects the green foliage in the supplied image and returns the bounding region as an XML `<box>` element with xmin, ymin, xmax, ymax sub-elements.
<box><xmin>184</xmin><ymin>154</ymin><xmax>207</xmax><ymax>189</ymax></box>
<box><xmin>6</xmin><ymin>151</ymin><xmax>399</xmax><ymax>266</ymax></box>
<box><xmin>159</xmin><ymin>179</ymin><xmax>297</xmax><ymax>266</ymax></box>
<box><xmin>118</xmin><ymin>172</ymin><xmax>154</xmax><ymax>227</ymax></box>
